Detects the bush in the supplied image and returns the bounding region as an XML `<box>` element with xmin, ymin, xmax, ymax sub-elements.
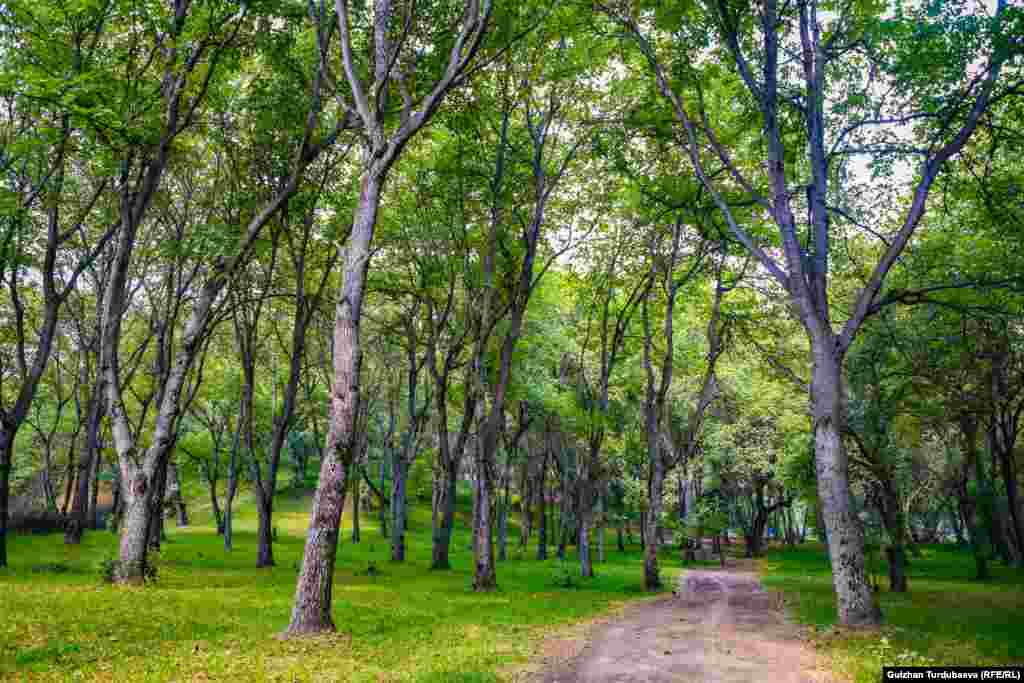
<box><xmin>550</xmin><ymin>559</ymin><xmax>578</xmax><ymax>588</ymax></box>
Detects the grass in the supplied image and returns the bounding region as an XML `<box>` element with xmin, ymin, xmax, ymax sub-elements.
<box><xmin>0</xmin><ymin>487</ymin><xmax>680</xmax><ymax>682</ymax></box>
<box><xmin>760</xmin><ymin>543</ymin><xmax>1024</xmax><ymax>683</ymax></box>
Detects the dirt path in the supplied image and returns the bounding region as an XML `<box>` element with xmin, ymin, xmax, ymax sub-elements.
<box><xmin>532</xmin><ymin>565</ymin><xmax>833</xmax><ymax>683</ymax></box>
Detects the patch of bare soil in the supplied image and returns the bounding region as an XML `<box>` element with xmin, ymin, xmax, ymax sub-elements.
<box><xmin>527</xmin><ymin>564</ymin><xmax>836</xmax><ymax>683</ymax></box>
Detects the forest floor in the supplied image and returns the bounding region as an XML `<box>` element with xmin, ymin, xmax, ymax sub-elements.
<box><xmin>4</xmin><ymin>483</ymin><xmax>1023</xmax><ymax>682</ymax></box>
<box><xmin>761</xmin><ymin>544</ymin><xmax>1024</xmax><ymax>683</ymax></box>
<box><xmin>527</xmin><ymin>561</ymin><xmax>834</xmax><ymax>683</ymax></box>
<box><xmin>0</xmin><ymin>487</ymin><xmax>687</xmax><ymax>682</ymax></box>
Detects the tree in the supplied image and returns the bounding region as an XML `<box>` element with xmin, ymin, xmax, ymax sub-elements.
<box><xmin>287</xmin><ymin>0</ymin><xmax>493</xmax><ymax>635</ymax></box>
<box><xmin>606</xmin><ymin>0</ymin><xmax>1019</xmax><ymax>625</ymax></box>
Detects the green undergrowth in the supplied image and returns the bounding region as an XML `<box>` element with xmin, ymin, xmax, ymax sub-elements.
<box><xmin>1</xmin><ymin>488</ymin><xmax>679</xmax><ymax>682</ymax></box>
<box><xmin>761</xmin><ymin>544</ymin><xmax>1024</xmax><ymax>683</ymax></box>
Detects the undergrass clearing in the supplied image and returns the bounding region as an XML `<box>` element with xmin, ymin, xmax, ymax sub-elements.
<box><xmin>761</xmin><ymin>544</ymin><xmax>1024</xmax><ymax>683</ymax></box>
<box><xmin>0</xmin><ymin>489</ymin><xmax>679</xmax><ymax>682</ymax></box>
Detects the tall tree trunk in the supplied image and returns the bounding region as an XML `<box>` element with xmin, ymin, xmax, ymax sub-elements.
<box><xmin>810</xmin><ymin>349</ymin><xmax>880</xmax><ymax>625</ymax></box>
<box><xmin>209</xmin><ymin>474</ymin><xmax>224</xmax><ymax>535</ymax></box>
<box><xmin>379</xmin><ymin>453</ymin><xmax>389</xmax><ymax>538</ymax></box>
<box><xmin>878</xmin><ymin>481</ymin><xmax>908</xmax><ymax>592</ymax></box>
<box><xmin>557</xmin><ymin>467</ymin><xmax>571</xmax><ymax>560</ymax></box>
<box><xmin>996</xmin><ymin>448</ymin><xmax>1024</xmax><ymax>566</ymax></box>
<box><xmin>109</xmin><ymin>469</ymin><xmax>123</xmax><ymax>533</ymax></box>
<box><xmin>255</xmin><ymin>493</ymin><xmax>274</xmax><ymax>567</ymax></box>
<box><xmin>66</xmin><ymin>380</ymin><xmax>105</xmax><ymax>544</ymax></box>
<box><xmin>390</xmin><ymin>456</ymin><xmax>408</xmax><ymax>562</ymax></box>
<box><xmin>89</xmin><ymin>453</ymin><xmax>102</xmax><ymax>529</ymax></box>
<box><xmin>520</xmin><ymin>468</ymin><xmax>532</xmax><ymax>549</ymax></box>
<box><xmin>960</xmin><ymin>414</ymin><xmax>991</xmax><ymax>579</ymax></box>
<box><xmin>286</xmin><ymin>168</ymin><xmax>383</xmax><ymax>636</ymax></box>
<box><xmin>168</xmin><ymin>463</ymin><xmax>188</xmax><ymax>527</ymax></box>
<box><xmin>431</xmin><ymin>464</ymin><xmax>458</xmax><ymax>569</ymax></box>
<box><xmin>472</xmin><ymin>460</ymin><xmax>496</xmax><ymax>590</ymax></box>
<box><xmin>114</xmin><ymin>467</ymin><xmax>155</xmax><ymax>584</ymax></box>
<box><xmin>147</xmin><ymin>460</ymin><xmax>169</xmax><ymax>551</ymax></box>
<box><xmin>0</xmin><ymin>433</ymin><xmax>11</xmax><ymax>568</ymax></box>
<box><xmin>536</xmin><ymin>463</ymin><xmax>548</xmax><ymax>560</ymax></box>
<box><xmin>639</xmin><ymin>510</ymin><xmax>646</xmax><ymax>550</ymax></box>
<box><xmin>224</xmin><ymin>418</ymin><xmax>242</xmax><ymax>552</ymax></box>
<box><xmin>644</xmin><ymin>460</ymin><xmax>665</xmax><ymax>590</ymax></box>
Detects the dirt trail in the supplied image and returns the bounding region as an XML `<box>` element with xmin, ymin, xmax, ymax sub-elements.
<box><xmin>533</xmin><ymin>565</ymin><xmax>832</xmax><ymax>683</ymax></box>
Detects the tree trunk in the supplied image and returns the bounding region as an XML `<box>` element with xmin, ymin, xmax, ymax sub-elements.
<box><xmin>167</xmin><ymin>463</ymin><xmax>188</xmax><ymax>527</ymax></box>
<box><xmin>996</xmin><ymin>448</ymin><xmax>1024</xmax><ymax>566</ymax></box>
<box><xmin>521</xmin><ymin>471</ymin><xmax>533</xmax><ymax>549</ymax></box>
<box><xmin>114</xmin><ymin>468</ymin><xmax>154</xmax><ymax>584</ymax></box>
<box><xmin>109</xmin><ymin>470</ymin><xmax>123</xmax><ymax>533</ymax></box>
<box><xmin>390</xmin><ymin>457</ymin><xmax>408</xmax><ymax>562</ymax></box>
<box><xmin>431</xmin><ymin>464</ymin><xmax>458</xmax><ymax>569</ymax></box>
<box><xmin>147</xmin><ymin>460</ymin><xmax>168</xmax><ymax>551</ymax></box>
<box><xmin>810</xmin><ymin>351</ymin><xmax>881</xmax><ymax>625</ymax></box>
<box><xmin>878</xmin><ymin>482</ymin><xmax>908</xmax><ymax>592</ymax></box>
<box><xmin>209</xmin><ymin>475</ymin><xmax>224</xmax><ymax>535</ymax></box>
<box><xmin>379</xmin><ymin>454</ymin><xmax>388</xmax><ymax>538</ymax></box>
<box><xmin>557</xmin><ymin>469</ymin><xmax>571</xmax><ymax>560</ymax></box>
<box><xmin>746</xmin><ymin>512</ymin><xmax>767</xmax><ymax>558</ymax></box>
<box><xmin>639</xmin><ymin>510</ymin><xmax>646</xmax><ymax>550</ymax></box>
<box><xmin>578</xmin><ymin>515</ymin><xmax>592</xmax><ymax>576</ymax></box>
<box><xmin>224</xmin><ymin>419</ymin><xmax>242</xmax><ymax>552</ymax></box>
<box><xmin>536</xmin><ymin>470</ymin><xmax>548</xmax><ymax>561</ymax></box>
<box><xmin>960</xmin><ymin>415</ymin><xmax>991</xmax><ymax>579</ymax></box>
<box><xmin>0</xmin><ymin>432</ymin><xmax>11</xmax><ymax>568</ymax></box>
<box><xmin>644</xmin><ymin>460</ymin><xmax>665</xmax><ymax>591</ymax></box>
<box><xmin>286</xmin><ymin>169</ymin><xmax>383</xmax><ymax>636</ymax></box>
<box><xmin>66</xmin><ymin>381</ymin><xmax>105</xmax><ymax>544</ymax></box>
<box><xmin>61</xmin><ymin>461</ymin><xmax>76</xmax><ymax>519</ymax></box>
<box><xmin>255</xmin><ymin>493</ymin><xmax>274</xmax><ymax>567</ymax></box>
<box><xmin>472</xmin><ymin>464</ymin><xmax>497</xmax><ymax>590</ymax></box>
<box><xmin>89</xmin><ymin>453</ymin><xmax>102</xmax><ymax>529</ymax></box>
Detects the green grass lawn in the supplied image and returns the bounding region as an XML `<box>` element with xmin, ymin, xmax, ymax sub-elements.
<box><xmin>761</xmin><ymin>543</ymin><xmax>1024</xmax><ymax>683</ymax></box>
<box><xmin>0</xmin><ymin>489</ymin><xmax>678</xmax><ymax>682</ymax></box>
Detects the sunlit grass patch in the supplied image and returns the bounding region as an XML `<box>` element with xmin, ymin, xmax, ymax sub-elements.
<box><xmin>1</xmin><ymin>491</ymin><xmax>678</xmax><ymax>681</ymax></box>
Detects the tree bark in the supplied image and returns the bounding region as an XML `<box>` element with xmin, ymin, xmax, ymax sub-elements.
<box><xmin>66</xmin><ymin>378</ymin><xmax>105</xmax><ymax>544</ymax></box>
<box><xmin>286</xmin><ymin>168</ymin><xmax>383</xmax><ymax>635</ymax></box>
<box><xmin>644</xmin><ymin>460</ymin><xmax>665</xmax><ymax>590</ymax></box>
<box><xmin>472</xmin><ymin>458</ymin><xmax>497</xmax><ymax>590</ymax></box>
<box><xmin>0</xmin><ymin>433</ymin><xmax>11</xmax><ymax>568</ymax></box>
<box><xmin>431</xmin><ymin>464</ymin><xmax>458</xmax><ymax>569</ymax></box>
<box><xmin>224</xmin><ymin>416</ymin><xmax>242</xmax><ymax>552</ymax></box>
<box><xmin>379</xmin><ymin>453</ymin><xmax>389</xmax><ymax>538</ymax></box>
<box><xmin>536</xmin><ymin>458</ymin><xmax>548</xmax><ymax>561</ymax></box>
<box><xmin>115</xmin><ymin>469</ymin><xmax>155</xmax><ymax>584</ymax></box>
<box><xmin>168</xmin><ymin>463</ymin><xmax>188</xmax><ymax>527</ymax></box>
<box><xmin>390</xmin><ymin>456</ymin><xmax>408</xmax><ymax>562</ymax></box>
<box><xmin>877</xmin><ymin>480</ymin><xmax>908</xmax><ymax>592</ymax></box>
<box><xmin>811</xmin><ymin>347</ymin><xmax>881</xmax><ymax>625</ymax></box>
